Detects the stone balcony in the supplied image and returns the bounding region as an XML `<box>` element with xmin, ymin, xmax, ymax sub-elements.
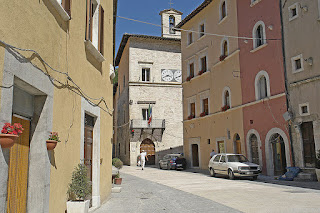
<box><xmin>130</xmin><ymin>119</ymin><xmax>165</xmax><ymax>142</ymax></box>
<box><xmin>130</xmin><ymin>119</ymin><xmax>165</xmax><ymax>129</ymax></box>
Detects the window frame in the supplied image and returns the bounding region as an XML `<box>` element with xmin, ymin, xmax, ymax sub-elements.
<box><xmin>299</xmin><ymin>103</ymin><xmax>310</xmax><ymax>116</ymax></box>
<box><xmin>169</xmin><ymin>15</ymin><xmax>176</xmax><ymax>34</ymax></box>
<box><xmin>142</xmin><ymin>68</ymin><xmax>151</xmax><ymax>82</ymax></box>
<box><xmin>187</xmin><ymin>96</ymin><xmax>197</xmax><ymax>119</ymax></box>
<box><xmin>252</xmin><ymin>21</ymin><xmax>267</xmax><ymax>50</ymax></box>
<box><xmin>187</xmin><ymin>58</ymin><xmax>195</xmax><ymax>78</ymax></box>
<box><xmin>198</xmin><ymin>21</ymin><xmax>206</xmax><ymax>39</ymax></box>
<box><xmin>221</xmin><ymin>38</ymin><xmax>229</xmax><ymax>57</ymax></box>
<box><xmin>187</xmin><ymin>31</ymin><xmax>194</xmax><ymax>46</ymax></box>
<box><xmin>219</xmin><ymin>0</ymin><xmax>227</xmax><ymax>22</ymax></box>
<box><xmin>288</xmin><ymin>3</ymin><xmax>299</xmax><ymax>21</ymax></box>
<box><xmin>291</xmin><ymin>54</ymin><xmax>304</xmax><ymax>74</ymax></box>
<box><xmin>254</xmin><ymin>70</ymin><xmax>271</xmax><ymax>101</ymax></box>
<box><xmin>222</xmin><ymin>87</ymin><xmax>231</xmax><ymax>108</ymax></box>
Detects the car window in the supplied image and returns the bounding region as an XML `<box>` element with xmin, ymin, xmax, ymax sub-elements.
<box><xmin>227</xmin><ymin>155</ymin><xmax>249</xmax><ymax>163</ymax></box>
<box><xmin>163</xmin><ymin>155</ymin><xmax>169</xmax><ymax>160</ymax></box>
<box><xmin>213</xmin><ymin>155</ymin><xmax>221</xmax><ymax>162</ymax></box>
<box><xmin>220</xmin><ymin>155</ymin><xmax>226</xmax><ymax>163</ymax></box>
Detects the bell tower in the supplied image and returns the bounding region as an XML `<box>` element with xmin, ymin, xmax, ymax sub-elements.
<box><xmin>159</xmin><ymin>8</ymin><xmax>183</xmax><ymax>39</ymax></box>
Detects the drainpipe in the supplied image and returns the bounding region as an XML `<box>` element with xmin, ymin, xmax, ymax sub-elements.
<box><xmin>279</xmin><ymin>0</ymin><xmax>295</xmax><ymax>167</ymax></box>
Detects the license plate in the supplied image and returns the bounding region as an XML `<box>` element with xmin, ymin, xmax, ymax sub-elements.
<box><xmin>177</xmin><ymin>164</ymin><xmax>182</xmax><ymax>167</ymax></box>
<box><xmin>247</xmin><ymin>172</ymin><xmax>253</xmax><ymax>175</ymax></box>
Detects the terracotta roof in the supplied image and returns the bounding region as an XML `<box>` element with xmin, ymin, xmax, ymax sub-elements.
<box><xmin>115</xmin><ymin>34</ymin><xmax>180</xmax><ymax>66</ymax></box>
<box><xmin>176</xmin><ymin>0</ymin><xmax>213</xmax><ymax>28</ymax></box>
<box><xmin>159</xmin><ymin>8</ymin><xmax>183</xmax><ymax>15</ymax></box>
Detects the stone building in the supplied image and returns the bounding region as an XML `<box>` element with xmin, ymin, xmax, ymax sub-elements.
<box><xmin>0</xmin><ymin>0</ymin><xmax>116</xmax><ymax>212</ymax></box>
<box><xmin>281</xmin><ymin>0</ymin><xmax>320</xmax><ymax>179</ymax></box>
<box><xmin>176</xmin><ymin>0</ymin><xmax>244</xmax><ymax>169</ymax></box>
<box><xmin>114</xmin><ymin>9</ymin><xmax>183</xmax><ymax>166</ymax></box>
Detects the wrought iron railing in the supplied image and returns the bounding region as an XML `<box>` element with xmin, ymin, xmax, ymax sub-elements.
<box><xmin>131</xmin><ymin>119</ymin><xmax>165</xmax><ymax>129</ymax></box>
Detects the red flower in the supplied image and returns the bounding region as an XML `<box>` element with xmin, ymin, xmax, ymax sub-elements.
<box><xmin>1</xmin><ymin>123</ymin><xmax>24</xmax><ymax>135</ymax></box>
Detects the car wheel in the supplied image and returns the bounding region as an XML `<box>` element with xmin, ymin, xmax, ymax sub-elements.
<box><xmin>252</xmin><ymin>176</ymin><xmax>258</xmax><ymax>181</ymax></box>
<box><xmin>210</xmin><ymin>168</ymin><xmax>216</xmax><ymax>177</ymax></box>
<box><xmin>228</xmin><ymin>169</ymin><xmax>235</xmax><ymax>180</ymax></box>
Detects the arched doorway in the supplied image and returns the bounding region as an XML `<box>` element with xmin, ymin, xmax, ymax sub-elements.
<box><xmin>249</xmin><ymin>134</ymin><xmax>259</xmax><ymax>165</ymax></box>
<box><xmin>140</xmin><ymin>139</ymin><xmax>155</xmax><ymax>165</ymax></box>
<box><xmin>270</xmin><ymin>133</ymin><xmax>287</xmax><ymax>176</ymax></box>
<box><xmin>233</xmin><ymin>134</ymin><xmax>241</xmax><ymax>154</ymax></box>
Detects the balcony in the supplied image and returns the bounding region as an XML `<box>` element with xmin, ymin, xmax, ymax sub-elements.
<box><xmin>130</xmin><ymin>119</ymin><xmax>165</xmax><ymax>129</ymax></box>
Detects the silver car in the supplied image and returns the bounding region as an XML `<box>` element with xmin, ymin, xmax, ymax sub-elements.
<box><xmin>208</xmin><ymin>153</ymin><xmax>262</xmax><ymax>180</ymax></box>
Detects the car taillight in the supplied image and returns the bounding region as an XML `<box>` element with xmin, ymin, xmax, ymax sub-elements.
<box><xmin>170</xmin><ymin>160</ymin><xmax>173</xmax><ymax>163</ymax></box>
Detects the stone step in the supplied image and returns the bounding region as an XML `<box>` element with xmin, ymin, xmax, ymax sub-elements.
<box><xmin>300</xmin><ymin>168</ymin><xmax>316</xmax><ymax>174</ymax></box>
<box><xmin>294</xmin><ymin>172</ymin><xmax>317</xmax><ymax>182</ymax></box>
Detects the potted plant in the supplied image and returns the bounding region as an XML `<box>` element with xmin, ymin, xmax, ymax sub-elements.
<box><xmin>221</xmin><ymin>105</ymin><xmax>230</xmax><ymax>112</ymax></box>
<box><xmin>112</xmin><ymin>158</ymin><xmax>123</xmax><ymax>185</ymax></box>
<box><xmin>188</xmin><ymin>114</ymin><xmax>195</xmax><ymax>120</ymax></box>
<box><xmin>316</xmin><ymin>150</ymin><xmax>320</xmax><ymax>182</ymax></box>
<box><xmin>67</xmin><ymin>163</ymin><xmax>91</xmax><ymax>213</ymax></box>
<box><xmin>0</xmin><ymin>123</ymin><xmax>24</xmax><ymax>148</ymax></box>
<box><xmin>198</xmin><ymin>70</ymin><xmax>205</xmax><ymax>76</ymax></box>
<box><xmin>46</xmin><ymin>132</ymin><xmax>61</xmax><ymax>150</ymax></box>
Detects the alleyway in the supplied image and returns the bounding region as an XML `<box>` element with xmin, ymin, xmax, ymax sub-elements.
<box><xmin>96</xmin><ymin>166</ymin><xmax>320</xmax><ymax>213</ymax></box>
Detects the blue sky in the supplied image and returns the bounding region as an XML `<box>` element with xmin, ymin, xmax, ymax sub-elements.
<box><xmin>115</xmin><ymin>0</ymin><xmax>203</xmax><ymax>54</ymax></box>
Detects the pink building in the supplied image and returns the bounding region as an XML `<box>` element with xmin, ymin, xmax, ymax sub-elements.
<box><xmin>237</xmin><ymin>0</ymin><xmax>292</xmax><ymax>176</ymax></box>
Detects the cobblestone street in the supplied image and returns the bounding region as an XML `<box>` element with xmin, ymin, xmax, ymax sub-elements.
<box><xmin>96</xmin><ymin>166</ymin><xmax>320</xmax><ymax>213</ymax></box>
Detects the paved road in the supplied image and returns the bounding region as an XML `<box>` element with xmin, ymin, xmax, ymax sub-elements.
<box><xmin>96</xmin><ymin>166</ymin><xmax>320</xmax><ymax>213</ymax></box>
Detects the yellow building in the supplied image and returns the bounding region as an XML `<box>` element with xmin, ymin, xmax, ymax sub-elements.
<box><xmin>176</xmin><ymin>0</ymin><xmax>244</xmax><ymax>169</ymax></box>
<box><xmin>0</xmin><ymin>0</ymin><xmax>116</xmax><ymax>212</ymax></box>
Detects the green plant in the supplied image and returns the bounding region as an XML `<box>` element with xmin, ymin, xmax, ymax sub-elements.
<box><xmin>67</xmin><ymin>164</ymin><xmax>91</xmax><ymax>201</ymax></box>
<box><xmin>112</xmin><ymin>158</ymin><xmax>121</xmax><ymax>166</ymax></box>
<box><xmin>1</xmin><ymin>123</ymin><xmax>24</xmax><ymax>135</ymax></box>
<box><xmin>48</xmin><ymin>132</ymin><xmax>61</xmax><ymax>142</ymax></box>
<box><xmin>112</xmin><ymin>158</ymin><xmax>123</xmax><ymax>179</ymax></box>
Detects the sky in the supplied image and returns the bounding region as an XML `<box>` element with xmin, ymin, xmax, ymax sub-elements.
<box><xmin>115</xmin><ymin>0</ymin><xmax>204</xmax><ymax>54</ymax></box>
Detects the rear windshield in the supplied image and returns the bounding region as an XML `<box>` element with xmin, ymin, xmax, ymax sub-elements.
<box><xmin>227</xmin><ymin>155</ymin><xmax>249</xmax><ymax>163</ymax></box>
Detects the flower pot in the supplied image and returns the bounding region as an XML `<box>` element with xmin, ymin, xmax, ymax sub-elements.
<box><xmin>46</xmin><ymin>140</ymin><xmax>58</xmax><ymax>150</ymax></box>
<box><xmin>114</xmin><ymin>178</ymin><xmax>122</xmax><ymax>185</ymax></box>
<box><xmin>0</xmin><ymin>134</ymin><xmax>19</xmax><ymax>149</ymax></box>
<box><xmin>316</xmin><ymin>169</ymin><xmax>320</xmax><ymax>182</ymax></box>
<box><xmin>67</xmin><ymin>200</ymin><xmax>90</xmax><ymax>213</ymax></box>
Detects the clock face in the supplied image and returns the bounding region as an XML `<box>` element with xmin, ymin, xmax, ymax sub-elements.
<box><xmin>161</xmin><ymin>69</ymin><xmax>174</xmax><ymax>82</ymax></box>
<box><xmin>174</xmin><ymin>70</ymin><xmax>182</xmax><ymax>82</ymax></box>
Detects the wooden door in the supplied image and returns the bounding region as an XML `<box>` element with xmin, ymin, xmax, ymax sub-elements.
<box><xmin>217</xmin><ymin>141</ymin><xmax>225</xmax><ymax>153</ymax></box>
<box><xmin>84</xmin><ymin>126</ymin><xmax>93</xmax><ymax>181</ymax></box>
<box><xmin>191</xmin><ymin>144</ymin><xmax>199</xmax><ymax>167</ymax></box>
<box><xmin>250</xmin><ymin>134</ymin><xmax>259</xmax><ymax>165</ymax></box>
<box><xmin>7</xmin><ymin>116</ymin><xmax>30</xmax><ymax>213</ymax></box>
<box><xmin>236</xmin><ymin>140</ymin><xmax>241</xmax><ymax>154</ymax></box>
<box><xmin>140</xmin><ymin>140</ymin><xmax>155</xmax><ymax>165</ymax></box>
<box><xmin>272</xmin><ymin>137</ymin><xmax>287</xmax><ymax>176</ymax></box>
<box><xmin>301</xmin><ymin>122</ymin><xmax>316</xmax><ymax>167</ymax></box>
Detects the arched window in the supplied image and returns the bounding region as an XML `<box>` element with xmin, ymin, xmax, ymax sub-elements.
<box><xmin>223</xmin><ymin>40</ymin><xmax>228</xmax><ymax>56</ymax></box>
<box><xmin>255</xmin><ymin>71</ymin><xmax>270</xmax><ymax>100</ymax></box>
<box><xmin>221</xmin><ymin>1</ymin><xmax>226</xmax><ymax>20</ymax></box>
<box><xmin>258</xmin><ymin>76</ymin><xmax>267</xmax><ymax>99</ymax></box>
<box><xmin>225</xmin><ymin>90</ymin><xmax>230</xmax><ymax>107</ymax></box>
<box><xmin>253</xmin><ymin>21</ymin><xmax>266</xmax><ymax>49</ymax></box>
<box><xmin>169</xmin><ymin>15</ymin><xmax>175</xmax><ymax>34</ymax></box>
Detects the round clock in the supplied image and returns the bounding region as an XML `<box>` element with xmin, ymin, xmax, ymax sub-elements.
<box><xmin>161</xmin><ymin>69</ymin><xmax>174</xmax><ymax>82</ymax></box>
<box><xmin>174</xmin><ymin>70</ymin><xmax>182</xmax><ymax>82</ymax></box>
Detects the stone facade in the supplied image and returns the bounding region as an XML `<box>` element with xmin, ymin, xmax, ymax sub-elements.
<box><xmin>281</xmin><ymin>0</ymin><xmax>320</xmax><ymax>169</ymax></box>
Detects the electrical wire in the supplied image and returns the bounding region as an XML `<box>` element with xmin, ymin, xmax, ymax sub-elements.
<box><xmin>117</xmin><ymin>15</ymin><xmax>282</xmax><ymax>41</ymax></box>
<box><xmin>0</xmin><ymin>39</ymin><xmax>113</xmax><ymax>116</ymax></box>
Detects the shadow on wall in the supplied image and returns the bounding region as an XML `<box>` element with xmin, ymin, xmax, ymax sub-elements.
<box><xmin>156</xmin><ymin>145</ymin><xmax>184</xmax><ymax>162</ymax></box>
<box><xmin>42</xmin><ymin>0</ymin><xmax>69</xmax><ymax>32</ymax></box>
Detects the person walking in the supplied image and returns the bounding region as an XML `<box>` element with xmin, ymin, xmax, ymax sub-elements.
<box><xmin>140</xmin><ymin>150</ymin><xmax>148</xmax><ymax>170</ymax></box>
<box><xmin>210</xmin><ymin>149</ymin><xmax>217</xmax><ymax>158</ymax></box>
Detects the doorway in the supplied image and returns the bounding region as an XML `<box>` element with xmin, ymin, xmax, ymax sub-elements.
<box><xmin>249</xmin><ymin>134</ymin><xmax>259</xmax><ymax>165</ymax></box>
<box><xmin>301</xmin><ymin>122</ymin><xmax>316</xmax><ymax>167</ymax></box>
<box><xmin>217</xmin><ymin>141</ymin><xmax>225</xmax><ymax>153</ymax></box>
<box><xmin>270</xmin><ymin>133</ymin><xmax>287</xmax><ymax>176</ymax></box>
<box><xmin>191</xmin><ymin>144</ymin><xmax>199</xmax><ymax>167</ymax></box>
<box><xmin>7</xmin><ymin>115</ymin><xmax>30</xmax><ymax>213</ymax></box>
<box><xmin>84</xmin><ymin>114</ymin><xmax>94</xmax><ymax>205</ymax></box>
<box><xmin>140</xmin><ymin>139</ymin><xmax>155</xmax><ymax>165</ymax></box>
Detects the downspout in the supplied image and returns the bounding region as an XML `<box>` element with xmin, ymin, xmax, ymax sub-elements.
<box><xmin>279</xmin><ymin>0</ymin><xmax>295</xmax><ymax>167</ymax></box>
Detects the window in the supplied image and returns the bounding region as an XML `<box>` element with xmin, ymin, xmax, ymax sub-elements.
<box><xmin>299</xmin><ymin>103</ymin><xmax>310</xmax><ymax>116</ymax></box>
<box><xmin>225</xmin><ymin>91</ymin><xmax>230</xmax><ymax>107</ymax></box>
<box><xmin>221</xmin><ymin>40</ymin><xmax>228</xmax><ymax>57</ymax></box>
<box><xmin>200</xmin><ymin>56</ymin><xmax>207</xmax><ymax>72</ymax></box>
<box><xmin>250</xmin><ymin>0</ymin><xmax>261</xmax><ymax>6</ymax></box>
<box><xmin>203</xmin><ymin>98</ymin><xmax>209</xmax><ymax>115</ymax></box>
<box><xmin>291</xmin><ymin>54</ymin><xmax>304</xmax><ymax>73</ymax></box>
<box><xmin>188</xmin><ymin>32</ymin><xmax>193</xmax><ymax>45</ymax></box>
<box><xmin>255</xmin><ymin>71</ymin><xmax>270</xmax><ymax>100</ymax></box>
<box><xmin>258</xmin><ymin>76</ymin><xmax>268</xmax><ymax>99</ymax></box>
<box><xmin>220</xmin><ymin>155</ymin><xmax>226</xmax><ymax>162</ymax></box>
<box><xmin>86</xmin><ymin>0</ymin><xmax>104</xmax><ymax>55</ymax></box>
<box><xmin>142</xmin><ymin>109</ymin><xmax>150</xmax><ymax>120</ymax></box>
<box><xmin>222</xmin><ymin>87</ymin><xmax>231</xmax><ymax>109</ymax></box>
<box><xmin>252</xmin><ymin>21</ymin><xmax>266</xmax><ymax>49</ymax></box>
<box><xmin>220</xmin><ymin>1</ymin><xmax>227</xmax><ymax>21</ymax></box>
<box><xmin>189</xmin><ymin>62</ymin><xmax>195</xmax><ymax>77</ymax></box>
<box><xmin>142</xmin><ymin>68</ymin><xmax>150</xmax><ymax>82</ymax></box>
<box><xmin>199</xmin><ymin>23</ymin><xmax>205</xmax><ymax>38</ymax></box>
<box><xmin>169</xmin><ymin>15</ymin><xmax>175</xmax><ymax>34</ymax></box>
<box><xmin>190</xmin><ymin>102</ymin><xmax>195</xmax><ymax>118</ymax></box>
<box><xmin>213</xmin><ymin>155</ymin><xmax>221</xmax><ymax>162</ymax></box>
<box><xmin>288</xmin><ymin>3</ymin><xmax>299</xmax><ymax>21</ymax></box>
<box><xmin>208</xmin><ymin>139</ymin><xmax>211</xmax><ymax>144</ymax></box>
<box><xmin>61</xmin><ymin>0</ymin><xmax>71</xmax><ymax>16</ymax></box>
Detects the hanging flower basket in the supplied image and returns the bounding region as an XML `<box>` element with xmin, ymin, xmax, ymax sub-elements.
<box><xmin>46</xmin><ymin>132</ymin><xmax>61</xmax><ymax>150</ymax></box>
<box><xmin>0</xmin><ymin>123</ymin><xmax>23</xmax><ymax>149</ymax></box>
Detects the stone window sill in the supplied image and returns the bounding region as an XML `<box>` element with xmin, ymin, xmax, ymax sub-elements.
<box><xmin>48</xmin><ymin>0</ymin><xmax>70</xmax><ymax>21</ymax></box>
<box><xmin>218</xmin><ymin>16</ymin><xmax>227</xmax><ymax>25</ymax></box>
<box><xmin>250</xmin><ymin>0</ymin><xmax>262</xmax><ymax>7</ymax></box>
<box><xmin>250</xmin><ymin>43</ymin><xmax>268</xmax><ymax>53</ymax></box>
<box><xmin>85</xmin><ymin>40</ymin><xmax>105</xmax><ymax>63</ymax></box>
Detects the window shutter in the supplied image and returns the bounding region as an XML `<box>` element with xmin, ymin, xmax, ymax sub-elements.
<box><xmin>62</xmin><ymin>0</ymin><xmax>71</xmax><ymax>17</ymax></box>
<box><xmin>98</xmin><ymin>5</ymin><xmax>104</xmax><ymax>55</ymax></box>
<box><xmin>85</xmin><ymin>0</ymin><xmax>92</xmax><ymax>41</ymax></box>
